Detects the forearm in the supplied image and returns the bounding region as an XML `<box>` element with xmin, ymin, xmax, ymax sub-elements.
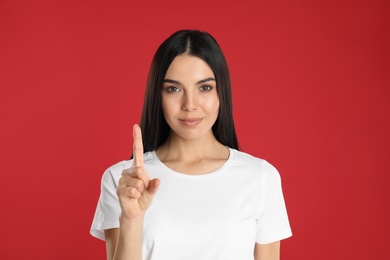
<box><xmin>113</xmin><ymin>215</ymin><xmax>144</xmax><ymax>260</ymax></box>
<box><xmin>254</xmin><ymin>241</ymin><xmax>280</xmax><ymax>260</ymax></box>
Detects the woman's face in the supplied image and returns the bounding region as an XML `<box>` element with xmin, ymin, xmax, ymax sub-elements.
<box><xmin>162</xmin><ymin>54</ymin><xmax>219</xmax><ymax>141</ymax></box>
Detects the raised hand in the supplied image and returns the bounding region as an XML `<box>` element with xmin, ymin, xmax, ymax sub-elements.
<box><xmin>116</xmin><ymin>124</ymin><xmax>160</xmax><ymax>221</ymax></box>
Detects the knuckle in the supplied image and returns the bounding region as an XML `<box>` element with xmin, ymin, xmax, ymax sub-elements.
<box><xmin>132</xmin><ymin>166</ymin><xmax>146</xmax><ymax>177</ymax></box>
<box><xmin>132</xmin><ymin>165</ymin><xmax>142</xmax><ymax>171</ymax></box>
<box><xmin>116</xmin><ymin>186</ymin><xmax>124</xmax><ymax>197</ymax></box>
<box><xmin>121</xmin><ymin>169</ymin><xmax>131</xmax><ymax>176</ymax></box>
<box><xmin>118</xmin><ymin>177</ymin><xmax>126</xmax><ymax>185</ymax></box>
<box><xmin>134</xmin><ymin>179</ymin><xmax>144</xmax><ymax>190</ymax></box>
<box><xmin>129</xmin><ymin>187</ymin><xmax>136</xmax><ymax>195</ymax></box>
<box><xmin>129</xmin><ymin>187</ymin><xmax>140</xmax><ymax>198</ymax></box>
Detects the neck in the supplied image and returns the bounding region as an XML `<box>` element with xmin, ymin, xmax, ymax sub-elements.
<box><xmin>156</xmin><ymin>132</ymin><xmax>227</xmax><ymax>162</ymax></box>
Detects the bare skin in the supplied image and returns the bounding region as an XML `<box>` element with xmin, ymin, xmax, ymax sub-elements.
<box><xmin>104</xmin><ymin>55</ymin><xmax>281</xmax><ymax>260</ymax></box>
<box><xmin>107</xmin><ymin>125</ymin><xmax>160</xmax><ymax>260</ymax></box>
<box><xmin>104</xmin><ymin>125</ymin><xmax>281</xmax><ymax>260</ymax></box>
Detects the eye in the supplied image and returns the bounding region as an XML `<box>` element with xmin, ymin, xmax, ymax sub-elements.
<box><xmin>165</xmin><ymin>86</ymin><xmax>180</xmax><ymax>93</ymax></box>
<box><xmin>200</xmin><ymin>85</ymin><xmax>213</xmax><ymax>92</ymax></box>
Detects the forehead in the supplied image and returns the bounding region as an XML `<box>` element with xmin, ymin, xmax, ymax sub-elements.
<box><xmin>164</xmin><ymin>54</ymin><xmax>215</xmax><ymax>80</ymax></box>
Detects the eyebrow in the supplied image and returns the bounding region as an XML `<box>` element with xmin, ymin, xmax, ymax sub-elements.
<box><xmin>163</xmin><ymin>77</ymin><xmax>216</xmax><ymax>85</ymax></box>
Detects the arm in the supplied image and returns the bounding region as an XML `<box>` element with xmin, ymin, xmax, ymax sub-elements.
<box><xmin>104</xmin><ymin>228</ymin><xmax>119</xmax><ymax>260</ymax></box>
<box><xmin>105</xmin><ymin>125</ymin><xmax>160</xmax><ymax>260</ymax></box>
<box><xmin>104</xmin><ymin>217</ymin><xmax>145</xmax><ymax>260</ymax></box>
<box><xmin>254</xmin><ymin>241</ymin><xmax>280</xmax><ymax>260</ymax></box>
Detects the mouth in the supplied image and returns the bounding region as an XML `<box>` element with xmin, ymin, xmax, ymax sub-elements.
<box><xmin>179</xmin><ymin>118</ymin><xmax>203</xmax><ymax>127</ymax></box>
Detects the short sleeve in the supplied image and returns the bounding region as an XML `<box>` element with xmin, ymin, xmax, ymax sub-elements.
<box><xmin>90</xmin><ymin>162</ymin><xmax>124</xmax><ymax>241</ymax></box>
<box><xmin>256</xmin><ymin>160</ymin><xmax>292</xmax><ymax>244</ymax></box>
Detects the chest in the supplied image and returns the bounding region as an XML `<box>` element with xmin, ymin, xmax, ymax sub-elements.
<box><xmin>142</xmin><ymin>175</ymin><xmax>261</xmax><ymax>259</ymax></box>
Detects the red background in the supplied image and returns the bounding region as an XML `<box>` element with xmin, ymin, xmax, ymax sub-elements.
<box><xmin>1</xmin><ymin>0</ymin><xmax>389</xmax><ymax>259</ymax></box>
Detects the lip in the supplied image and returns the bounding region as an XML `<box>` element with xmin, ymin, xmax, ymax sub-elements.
<box><xmin>179</xmin><ymin>118</ymin><xmax>203</xmax><ymax>127</ymax></box>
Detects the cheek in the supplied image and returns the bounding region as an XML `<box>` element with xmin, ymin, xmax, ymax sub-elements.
<box><xmin>205</xmin><ymin>97</ymin><xmax>220</xmax><ymax>116</ymax></box>
<box><xmin>161</xmin><ymin>99</ymin><xmax>170</xmax><ymax>119</ymax></box>
<box><xmin>161</xmin><ymin>97</ymin><xmax>177</xmax><ymax>119</ymax></box>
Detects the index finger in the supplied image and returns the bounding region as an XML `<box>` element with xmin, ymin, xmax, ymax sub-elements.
<box><xmin>132</xmin><ymin>124</ymin><xmax>144</xmax><ymax>167</ymax></box>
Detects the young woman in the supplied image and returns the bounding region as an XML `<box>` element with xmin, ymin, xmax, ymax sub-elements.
<box><xmin>91</xmin><ymin>30</ymin><xmax>292</xmax><ymax>260</ymax></box>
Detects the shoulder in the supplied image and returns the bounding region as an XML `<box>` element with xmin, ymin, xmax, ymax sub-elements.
<box><xmin>100</xmin><ymin>160</ymin><xmax>129</xmax><ymax>185</ymax></box>
<box><xmin>230</xmin><ymin>149</ymin><xmax>277</xmax><ymax>171</ymax></box>
<box><xmin>231</xmin><ymin>149</ymin><xmax>262</xmax><ymax>164</ymax></box>
<box><xmin>229</xmin><ymin>149</ymin><xmax>281</xmax><ymax>180</ymax></box>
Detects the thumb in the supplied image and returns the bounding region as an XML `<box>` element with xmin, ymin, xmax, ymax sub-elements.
<box><xmin>147</xmin><ymin>178</ymin><xmax>160</xmax><ymax>197</ymax></box>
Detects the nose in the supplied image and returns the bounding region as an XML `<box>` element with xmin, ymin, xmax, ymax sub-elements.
<box><xmin>181</xmin><ymin>92</ymin><xmax>198</xmax><ymax>111</ymax></box>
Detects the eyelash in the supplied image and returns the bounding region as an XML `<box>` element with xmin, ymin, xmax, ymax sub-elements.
<box><xmin>165</xmin><ymin>86</ymin><xmax>180</xmax><ymax>93</ymax></box>
<box><xmin>164</xmin><ymin>85</ymin><xmax>214</xmax><ymax>93</ymax></box>
<box><xmin>200</xmin><ymin>85</ymin><xmax>213</xmax><ymax>92</ymax></box>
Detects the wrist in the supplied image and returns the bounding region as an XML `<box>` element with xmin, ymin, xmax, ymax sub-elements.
<box><xmin>119</xmin><ymin>213</ymin><xmax>145</xmax><ymax>227</ymax></box>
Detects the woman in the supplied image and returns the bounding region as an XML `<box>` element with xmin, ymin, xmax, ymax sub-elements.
<box><xmin>91</xmin><ymin>30</ymin><xmax>292</xmax><ymax>260</ymax></box>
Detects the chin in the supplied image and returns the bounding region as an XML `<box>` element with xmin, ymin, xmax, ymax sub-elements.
<box><xmin>173</xmin><ymin>127</ymin><xmax>214</xmax><ymax>141</ymax></box>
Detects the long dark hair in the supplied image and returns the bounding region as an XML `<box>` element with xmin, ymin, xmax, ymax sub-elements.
<box><xmin>138</xmin><ymin>29</ymin><xmax>239</xmax><ymax>155</ymax></box>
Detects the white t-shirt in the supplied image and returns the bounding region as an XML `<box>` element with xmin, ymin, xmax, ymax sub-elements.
<box><xmin>90</xmin><ymin>148</ymin><xmax>292</xmax><ymax>260</ymax></box>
